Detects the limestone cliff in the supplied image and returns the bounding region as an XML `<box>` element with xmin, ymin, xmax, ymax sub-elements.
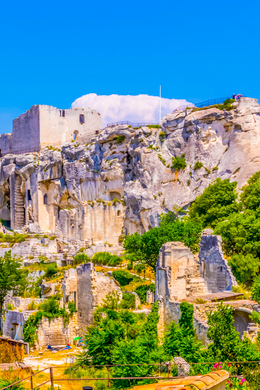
<box><xmin>0</xmin><ymin>97</ymin><xmax>260</xmax><ymax>244</ymax></box>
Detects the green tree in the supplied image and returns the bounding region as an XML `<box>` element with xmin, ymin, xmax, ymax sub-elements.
<box><xmin>228</xmin><ymin>253</ymin><xmax>260</xmax><ymax>287</ymax></box>
<box><xmin>0</xmin><ymin>251</ymin><xmax>25</xmax><ymax>331</ymax></box>
<box><xmin>124</xmin><ymin>217</ymin><xmax>202</xmax><ymax>270</ymax></box>
<box><xmin>73</xmin><ymin>252</ymin><xmax>90</xmax><ymax>265</ymax></box>
<box><xmin>240</xmin><ymin>171</ymin><xmax>260</xmax><ymax>212</ymax></box>
<box><xmin>112</xmin><ymin>270</ymin><xmax>135</xmax><ymax>286</ymax></box>
<box><xmin>207</xmin><ymin>303</ymin><xmax>242</xmax><ymax>361</ymax></box>
<box><xmin>111</xmin><ymin>339</ymin><xmax>154</xmax><ymax>389</ymax></box>
<box><xmin>251</xmin><ymin>275</ymin><xmax>260</xmax><ymax>303</ymax></box>
<box><xmin>179</xmin><ymin>302</ymin><xmax>194</xmax><ymax>336</ymax></box>
<box><xmin>163</xmin><ymin>302</ymin><xmax>202</xmax><ymax>363</ymax></box>
<box><xmin>189</xmin><ymin>178</ymin><xmax>238</xmax><ymax>228</ymax></box>
<box><xmin>215</xmin><ymin>211</ymin><xmax>260</xmax><ymax>258</ymax></box>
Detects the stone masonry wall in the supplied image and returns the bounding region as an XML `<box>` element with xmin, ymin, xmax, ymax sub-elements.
<box><xmin>36</xmin><ymin>313</ymin><xmax>78</xmax><ymax>348</ymax></box>
<box><xmin>199</xmin><ymin>234</ymin><xmax>237</xmax><ymax>293</ymax></box>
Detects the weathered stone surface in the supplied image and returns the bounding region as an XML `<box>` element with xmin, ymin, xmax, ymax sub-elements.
<box><xmin>199</xmin><ymin>233</ymin><xmax>237</xmax><ymax>293</ymax></box>
<box><xmin>155</xmin><ymin>241</ymin><xmax>207</xmax><ymax>301</ymax></box>
<box><xmin>63</xmin><ymin>262</ymin><xmax>122</xmax><ymax>330</ymax></box>
<box><xmin>173</xmin><ymin>357</ymin><xmax>190</xmax><ymax>376</ymax></box>
<box><xmin>0</xmin><ymin>97</ymin><xmax>260</xmax><ymax>244</ymax></box>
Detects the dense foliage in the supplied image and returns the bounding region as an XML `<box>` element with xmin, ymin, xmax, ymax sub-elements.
<box><xmin>171</xmin><ymin>154</ymin><xmax>186</xmax><ymax>170</ymax></box>
<box><xmin>0</xmin><ymin>251</ymin><xmax>26</xmax><ymax>330</ymax></box>
<box><xmin>79</xmin><ymin>300</ymin><xmax>260</xmax><ymax>388</ymax></box>
<box><xmin>23</xmin><ymin>297</ymin><xmax>76</xmax><ymax>345</ymax></box>
<box><xmin>123</xmin><ymin>217</ymin><xmax>202</xmax><ymax>270</ymax></box>
<box><xmin>189</xmin><ymin>178</ymin><xmax>238</xmax><ymax>228</ymax></box>
<box><xmin>92</xmin><ymin>252</ymin><xmax>122</xmax><ymax>266</ymax></box>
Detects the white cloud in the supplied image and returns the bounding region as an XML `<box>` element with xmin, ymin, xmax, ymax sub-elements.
<box><xmin>71</xmin><ymin>93</ymin><xmax>192</xmax><ymax>127</ymax></box>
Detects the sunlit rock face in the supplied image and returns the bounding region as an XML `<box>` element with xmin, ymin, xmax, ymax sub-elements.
<box><xmin>0</xmin><ymin>97</ymin><xmax>259</xmax><ymax>242</ymax></box>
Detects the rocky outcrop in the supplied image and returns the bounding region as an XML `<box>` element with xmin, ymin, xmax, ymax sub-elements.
<box><xmin>0</xmin><ymin>97</ymin><xmax>260</xmax><ymax>242</ymax></box>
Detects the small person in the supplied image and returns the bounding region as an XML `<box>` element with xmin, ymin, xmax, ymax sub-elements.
<box><xmin>2</xmin><ymin>226</ymin><xmax>6</xmax><ymax>234</ymax></box>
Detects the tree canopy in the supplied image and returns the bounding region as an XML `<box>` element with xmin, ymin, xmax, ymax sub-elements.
<box><xmin>0</xmin><ymin>251</ymin><xmax>25</xmax><ymax>329</ymax></box>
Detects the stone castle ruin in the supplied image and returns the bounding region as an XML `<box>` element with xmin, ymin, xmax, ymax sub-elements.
<box><xmin>0</xmin><ymin>105</ymin><xmax>125</xmax><ymax>245</ymax></box>
<box><xmin>0</xmin><ymin>105</ymin><xmax>102</xmax><ymax>156</ymax></box>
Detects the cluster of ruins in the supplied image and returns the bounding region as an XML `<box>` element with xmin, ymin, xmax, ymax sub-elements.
<box><xmin>2</xmin><ymin>98</ymin><xmax>260</xmax><ymax>350</ymax></box>
<box><xmin>3</xmin><ymin>230</ymin><xmax>259</xmax><ymax>348</ymax></box>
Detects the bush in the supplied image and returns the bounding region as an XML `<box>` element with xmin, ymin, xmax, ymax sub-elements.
<box><xmin>0</xmin><ymin>378</ymin><xmax>24</xmax><ymax>390</ymax></box>
<box><xmin>38</xmin><ymin>297</ymin><xmax>60</xmax><ymax>315</ymax></box>
<box><xmin>73</xmin><ymin>252</ymin><xmax>90</xmax><ymax>265</ymax></box>
<box><xmin>124</xmin><ymin>216</ymin><xmax>202</xmax><ymax>270</ymax></box>
<box><xmin>228</xmin><ymin>253</ymin><xmax>260</xmax><ymax>287</ymax></box>
<box><xmin>252</xmin><ymin>275</ymin><xmax>260</xmax><ymax>303</ymax></box>
<box><xmin>189</xmin><ymin>178</ymin><xmax>238</xmax><ymax>228</ymax></box>
<box><xmin>194</xmin><ymin>161</ymin><xmax>203</xmax><ymax>170</ymax></box>
<box><xmin>112</xmin><ymin>270</ymin><xmax>135</xmax><ymax>286</ymax></box>
<box><xmin>68</xmin><ymin>301</ymin><xmax>77</xmax><ymax>314</ymax></box>
<box><xmin>159</xmin><ymin>131</ymin><xmax>166</xmax><ymax>141</ymax></box>
<box><xmin>120</xmin><ymin>293</ymin><xmax>136</xmax><ymax>309</ymax></box>
<box><xmin>28</xmin><ymin>300</ymin><xmax>37</xmax><ymax>310</ymax></box>
<box><xmin>135</xmin><ymin>284</ymin><xmax>155</xmax><ymax>304</ymax></box>
<box><xmin>171</xmin><ymin>154</ymin><xmax>186</xmax><ymax>170</ymax></box>
<box><xmin>114</xmin><ymin>135</ymin><xmax>126</xmax><ymax>144</ymax></box>
<box><xmin>6</xmin><ymin>303</ymin><xmax>14</xmax><ymax>310</ymax></box>
<box><xmin>44</xmin><ymin>263</ymin><xmax>58</xmax><ymax>279</ymax></box>
<box><xmin>92</xmin><ymin>252</ymin><xmax>122</xmax><ymax>266</ymax></box>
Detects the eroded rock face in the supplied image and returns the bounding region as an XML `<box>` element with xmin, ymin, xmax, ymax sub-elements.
<box><xmin>0</xmin><ymin>97</ymin><xmax>260</xmax><ymax>241</ymax></box>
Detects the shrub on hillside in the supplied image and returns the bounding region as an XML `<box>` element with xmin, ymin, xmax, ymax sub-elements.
<box><xmin>44</xmin><ymin>263</ymin><xmax>58</xmax><ymax>279</ymax></box>
<box><xmin>92</xmin><ymin>252</ymin><xmax>122</xmax><ymax>266</ymax></box>
<box><xmin>228</xmin><ymin>253</ymin><xmax>260</xmax><ymax>287</ymax></box>
<box><xmin>194</xmin><ymin>161</ymin><xmax>203</xmax><ymax>170</ymax></box>
<box><xmin>171</xmin><ymin>154</ymin><xmax>186</xmax><ymax>170</ymax></box>
<box><xmin>73</xmin><ymin>253</ymin><xmax>90</xmax><ymax>265</ymax></box>
<box><xmin>120</xmin><ymin>293</ymin><xmax>136</xmax><ymax>309</ymax></box>
<box><xmin>135</xmin><ymin>284</ymin><xmax>155</xmax><ymax>304</ymax></box>
<box><xmin>112</xmin><ymin>270</ymin><xmax>135</xmax><ymax>286</ymax></box>
<box><xmin>189</xmin><ymin>178</ymin><xmax>238</xmax><ymax>228</ymax></box>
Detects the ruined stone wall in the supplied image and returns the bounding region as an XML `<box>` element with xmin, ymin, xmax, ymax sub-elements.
<box><xmin>2</xmin><ymin>311</ymin><xmax>24</xmax><ymax>340</ymax></box>
<box><xmin>12</xmin><ymin>106</ymin><xmax>40</xmax><ymax>154</ymax></box>
<box><xmin>4</xmin><ymin>297</ymin><xmax>44</xmax><ymax>311</ymax></box>
<box><xmin>155</xmin><ymin>242</ymin><xmax>207</xmax><ymax>301</ymax></box>
<box><xmin>39</xmin><ymin>106</ymin><xmax>102</xmax><ymax>149</ymax></box>
<box><xmin>36</xmin><ymin>313</ymin><xmax>78</xmax><ymax>347</ymax></box>
<box><xmin>63</xmin><ymin>263</ymin><xmax>122</xmax><ymax>331</ymax></box>
<box><xmin>10</xmin><ymin>105</ymin><xmax>102</xmax><ymax>156</ymax></box>
<box><xmin>0</xmin><ymin>237</ymin><xmax>58</xmax><ymax>262</ymax></box>
<box><xmin>199</xmin><ymin>234</ymin><xmax>237</xmax><ymax>293</ymax></box>
<box><xmin>0</xmin><ymin>134</ymin><xmax>12</xmax><ymax>156</ymax></box>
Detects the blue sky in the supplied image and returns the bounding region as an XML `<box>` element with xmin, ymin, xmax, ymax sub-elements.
<box><xmin>0</xmin><ymin>0</ymin><xmax>259</xmax><ymax>133</ymax></box>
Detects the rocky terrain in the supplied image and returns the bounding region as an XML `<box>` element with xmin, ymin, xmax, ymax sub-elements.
<box><xmin>0</xmin><ymin>97</ymin><xmax>260</xmax><ymax>241</ymax></box>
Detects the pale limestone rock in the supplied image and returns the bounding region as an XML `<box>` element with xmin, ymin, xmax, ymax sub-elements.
<box><xmin>0</xmin><ymin>97</ymin><xmax>260</xmax><ymax>240</ymax></box>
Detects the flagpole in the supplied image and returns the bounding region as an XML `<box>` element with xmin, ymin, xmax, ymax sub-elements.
<box><xmin>159</xmin><ymin>85</ymin><xmax>161</xmax><ymax>124</ymax></box>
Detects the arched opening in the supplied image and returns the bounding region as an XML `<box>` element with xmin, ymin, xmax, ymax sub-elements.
<box><xmin>109</xmin><ymin>191</ymin><xmax>121</xmax><ymax>200</ymax></box>
<box><xmin>11</xmin><ymin>323</ymin><xmax>19</xmax><ymax>340</ymax></box>
<box><xmin>117</xmin><ymin>210</ymin><xmax>121</xmax><ymax>216</ymax></box>
<box><xmin>233</xmin><ymin>310</ymin><xmax>251</xmax><ymax>338</ymax></box>
<box><xmin>62</xmin><ymin>110</ymin><xmax>65</xmax><ymax>117</ymax></box>
<box><xmin>43</xmin><ymin>194</ymin><xmax>48</xmax><ymax>205</ymax></box>
<box><xmin>73</xmin><ymin>130</ymin><xmax>79</xmax><ymax>141</ymax></box>
<box><xmin>79</xmin><ymin>114</ymin><xmax>85</xmax><ymax>124</ymax></box>
<box><xmin>0</xmin><ymin>149</ymin><xmax>2</xmax><ymax>157</ymax></box>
